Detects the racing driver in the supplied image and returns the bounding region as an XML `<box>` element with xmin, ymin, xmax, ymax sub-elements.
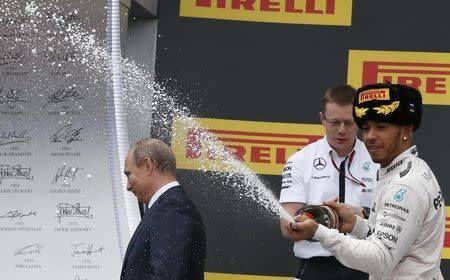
<box><xmin>289</xmin><ymin>82</ymin><xmax>445</xmax><ymax>280</ymax></box>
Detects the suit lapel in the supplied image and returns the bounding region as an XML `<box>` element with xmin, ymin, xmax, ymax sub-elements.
<box><xmin>123</xmin><ymin>187</ymin><xmax>183</xmax><ymax>264</ymax></box>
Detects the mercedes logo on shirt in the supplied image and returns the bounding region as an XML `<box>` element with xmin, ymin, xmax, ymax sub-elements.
<box><xmin>313</xmin><ymin>157</ymin><xmax>327</xmax><ymax>170</ymax></box>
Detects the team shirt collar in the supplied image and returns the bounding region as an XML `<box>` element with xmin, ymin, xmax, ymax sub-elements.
<box><xmin>323</xmin><ymin>135</ymin><xmax>358</xmax><ymax>160</ymax></box>
<box><xmin>377</xmin><ymin>145</ymin><xmax>418</xmax><ymax>181</ymax></box>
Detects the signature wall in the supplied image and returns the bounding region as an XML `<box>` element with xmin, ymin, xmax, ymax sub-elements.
<box><xmin>0</xmin><ymin>0</ymin><xmax>134</xmax><ymax>279</ymax></box>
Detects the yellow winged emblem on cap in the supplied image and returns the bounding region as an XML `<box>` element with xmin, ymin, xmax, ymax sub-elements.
<box><xmin>373</xmin><ymin>101</ymin><xmax>400</xmax><ymax>115</ymax></box>
<box><xmin>354</xmin><ymin>106</ymin><xmax>368</xmax><ymax>118</ymax></box>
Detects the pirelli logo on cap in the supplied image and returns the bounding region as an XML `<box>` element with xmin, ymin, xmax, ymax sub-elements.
<box><xmin>442</xmin><ymin>207</ymin><xmax>450</xmax><ymax>259</ymax></box>
<box><xmin>348</xmin><ymin>50</ymin><xmax>450</xmax><ymax>105</ymax></box>
<box><xmin>171</xmin><ymin>117</ymin><xmax>324</xmax><ymax>175</ymax></box>
<box><xmin>179</xmin><ymin>0</ymin><xmax>353</xmax><ymax>26</ymax></box>
<box><xmin>358</xmin><ymin>88</ymin><xmax>390</xmax><ymax>104</ymax></box>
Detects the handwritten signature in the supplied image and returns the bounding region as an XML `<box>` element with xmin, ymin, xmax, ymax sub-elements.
<box><xmin>0</xmin><ymin>87</ymin><xmax>30</xmax><ymax>104</ymax></box>
<box><xmin>52</xmin><ymin>165</ymin><xmax>82</xmax><ymax>185</ymax></box>
<box><xmin>49</xmin><ymin>124</ymin><xmax>83</xmax><ymax>144</ymax></box>
<box><xmin>0</xmin><ymin>164</ymin><xmax>33</xmax><ymax>184</ymax></box>
<box><xmin>0</xmin><ymin>51</ymin><xmax>24</xmax><ymax>67</ymax></box>
<box><xmin>43</xmin><ymin>87</ymin><xmax>83</xmax><ymax>108</ymax></box>
<box><xmin>14</xmin><ymin>243</ymin><xmax>42</xmax><ymax>256</ymax></box>
<box><xmin>56</xmin><ymin>203</ymin><xmax>93</xmax><ymax>223</ymax></box>
<box><xmin>0</xmin><ymin>210</ymin><xmax>37</xmax><ymax>220</ymax></box>
<box><xmin>43</xmin><ymin>11</ymin><xmax>80</xmax><ymax>23</ymax></box>
<box><xmin>43</xmin><ymin>50</ymin><xmax>77</xmax><ymax>63</ymax></box>
<box><xmin>0</xmin><ymin>130</ymin><xmax>31</xmax><ymax>146</ymax></box>
<box><xmin>0</xmin><ymin>16</ymin><xmax>31</xmax><ymax>27</ymax></box>
<box><xmin>71</xmin><ymin>243</ymin><xmax>104</xmax><ymax>257</ymax></box>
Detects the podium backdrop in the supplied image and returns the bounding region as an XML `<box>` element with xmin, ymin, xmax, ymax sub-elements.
<box><xmin>153</xmin><ymin>1</ymin><xmax>450</xmax><ymax>278</ymax></box>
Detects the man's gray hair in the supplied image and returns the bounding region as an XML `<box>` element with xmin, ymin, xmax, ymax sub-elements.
<box><xmin>132</xmin><ymin>138</ymin><xmax>177</xmax><ymax>176</ymax></box>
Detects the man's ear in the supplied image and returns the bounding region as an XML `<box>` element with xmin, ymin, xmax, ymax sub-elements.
<box><xmin>319</xmin><ymin>112</ymin><xmax>325</xmax><ymax>124</ymax></box>
<box><xmin>143</xmin><ymin>157</ymin><xmax>153</xmax><ymax>175</ymax></box>
<box><xmin>402</xmin><ymin>125</ymin><xmax>414</xmax><ymax>140</ymax></box>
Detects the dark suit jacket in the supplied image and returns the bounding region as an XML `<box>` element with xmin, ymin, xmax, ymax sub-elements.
<box><xmin>120</xmin><ymin>186</ymin><xmax>206</xmax><ymax>280</ymax></box>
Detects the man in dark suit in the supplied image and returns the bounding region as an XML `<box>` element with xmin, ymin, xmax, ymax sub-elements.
<box><xmin>121</xmin><ymin>138</ymin><xmax>206</xmax><ymax>280</ymax></box>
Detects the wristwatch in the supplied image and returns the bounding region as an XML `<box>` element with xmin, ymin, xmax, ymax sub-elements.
<box><xmin>362</xmin><ymin>207</ymin><xmax>371</xmax><ymax>219</ymax></box>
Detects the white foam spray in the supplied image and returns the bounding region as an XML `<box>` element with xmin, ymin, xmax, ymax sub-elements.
<box><xmin>1</xmin><ymin>0</ymin><xmax>295</xmax><ymax>224</ymax></box>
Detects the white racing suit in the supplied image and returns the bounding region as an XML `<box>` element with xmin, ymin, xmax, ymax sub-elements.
<box><xmin>314</xmin><ymin>146</ymin><xmax>445</xmax><ymax>280</ymax></box>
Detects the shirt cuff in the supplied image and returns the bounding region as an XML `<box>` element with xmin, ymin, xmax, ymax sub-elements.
<box><xmin>313</xmin><ymin>224</ymin><xmax>332</xmax><ymax>241</ymax></box>
<box><xmin>351</xmin><ymin>215</ymin><xmax>369</xmax><ymax>239</ymax></box>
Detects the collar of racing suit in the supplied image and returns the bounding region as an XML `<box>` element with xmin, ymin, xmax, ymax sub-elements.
<box><xmin>377</xmin><ymin>145</ymin><xmax>418</xmax><ymax>181</ymax></box>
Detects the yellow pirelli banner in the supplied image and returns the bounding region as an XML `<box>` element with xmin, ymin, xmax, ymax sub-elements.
<box><xmin>180</xmin><ymin>0</ymin><xmax>353</xmax><ymax>26</ymax></box>
<box><xmin>348</xmin><ymin>50</ymin><xmax>450</xmax><ymax>106</ymax></box>
<box><xmin>442</xmin><ymin>206</ymin><xmax>450</xmax><ymax>259</ymax></box>
<box><xmin>171</xmin><ymin>117</ymin><xmax>324</xmax><ymax>175</ymax></box>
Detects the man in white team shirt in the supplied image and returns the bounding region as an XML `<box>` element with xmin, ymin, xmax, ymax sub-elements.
<box><xmin>290</xmin><ymin>83</ymin><xmax>445</xmax><ymax>280</ymax></box>
<box><xmin>280</xmin><ymin>85</ymin><xmax>378</xmax><ymax>279</ymax></box>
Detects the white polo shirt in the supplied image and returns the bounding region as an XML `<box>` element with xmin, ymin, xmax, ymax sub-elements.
<box><xmin>280</xmin><ymin>137</ymin><xmax>378</xmax><ymax>259</ymax></box>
